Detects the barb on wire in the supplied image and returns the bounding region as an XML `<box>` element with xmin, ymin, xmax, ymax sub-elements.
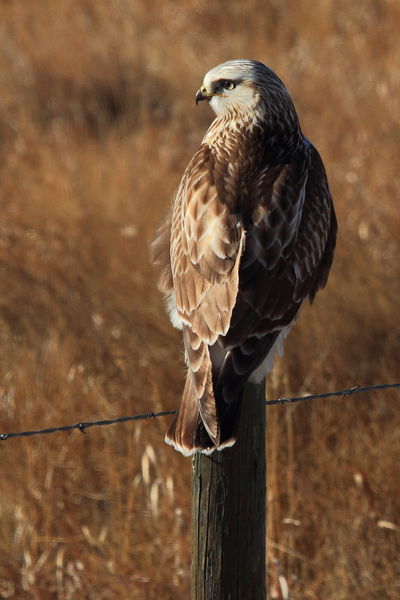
<box><xmin>0</xmin><ymin>382</ymin><xmax>399</xmax><ymax>441</ymax></box>
<box><xmin>265</xmin><ymin>382</ymin><xmax>400</xmax><ymax>405</ymax></box>
<box><xmin>0</xmin><ymin>410</ymin><xmax>176</xmax><ymax>441</ymax></box>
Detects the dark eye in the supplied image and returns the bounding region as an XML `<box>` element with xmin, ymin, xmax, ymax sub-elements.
<box><xmin>223</xmin><ymin>80</ymin><xmax>236</xmax><ymax>90</ymax></box>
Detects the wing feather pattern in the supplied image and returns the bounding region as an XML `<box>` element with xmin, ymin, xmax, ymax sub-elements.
<box><xmin>164</xmin><ymin>144</ymin><xmax>244</xmax><ymax>453</ymax></box>
<box><xmin>171</xmin><ymin>145</ymin><xmax>244</xmax><ymax>344</ymax></box>
<box><xmin>214</xmin><ymin>142</ymin><xmax>336</xmax><ymax>442</ymax></box>
<box><xmin>224</xmin><ymin>141</ymin><xmax>336</xmax><ymax>348</ymax></box>
<box><xmin>153</xmin><ymin>110</ymin><xmax>336</xmax><ymax>456</ymax></box>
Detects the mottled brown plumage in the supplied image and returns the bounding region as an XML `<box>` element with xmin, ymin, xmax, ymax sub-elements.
<box><xmin>152</xmin><ymin>60</ymin><xmax>337</xmax><ymax>455</ymax></box>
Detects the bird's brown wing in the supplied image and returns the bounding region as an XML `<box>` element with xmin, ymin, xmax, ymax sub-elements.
<box><xmin>166</xmin><ymin>143</ymin><xmax>244</xmax><ymax>450</ymax></box>
<box><xmin>171</xmin><ymin>144</ymin><xmax>244</xmax><ymax>343</ymax></box>
<box><xmin>291</xmin><ymin>142</ymin><xmax>337</xmax><ymax>302</ymax></box>
<box><xmin>151</xmin><ymin>214</ymin><xmax>173</xmax><ymax>295</ymax></box>
<box><xmin>216</xmin><ymin>142</ymin><xmax>336</xmax><ymax>442</ymax></box>
<box><xmin>225</xmin><ymin>141</ymin><xmax>336</xmax><ymax>346</ymax></box>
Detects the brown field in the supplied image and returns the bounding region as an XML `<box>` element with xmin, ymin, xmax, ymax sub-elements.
<box><xmin>1</xmin><ymin>1</ymin><xmax>399</xmax><ymax>598</ymax></box>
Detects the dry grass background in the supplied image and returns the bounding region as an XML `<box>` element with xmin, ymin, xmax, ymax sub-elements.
<box><xmin>0</xmin><ymin>1</ymin><xmax>399</xmax><ymax>598</ymax></box>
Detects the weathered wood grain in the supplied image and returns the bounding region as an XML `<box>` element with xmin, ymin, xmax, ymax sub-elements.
<box><xmin>192</xmin><ymin>381</ymin><xmax>266</xmax><ymax>600</ymax></box>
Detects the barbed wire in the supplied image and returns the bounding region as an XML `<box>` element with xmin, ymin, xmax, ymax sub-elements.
<box><xmin>264</xmin><ymin>382</ymin><xmax>400</xmax><ymax>405</ymax></box>
<box><xmin>0</xmin><ymin>382</ymin><xmax>399</xmax><ymax>441</ymax></box>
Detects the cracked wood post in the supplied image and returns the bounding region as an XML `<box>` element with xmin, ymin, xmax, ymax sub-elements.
<box><xmin>192</xmin><ymin>380</ymin><xmax>267</xmax><ymax>600</ymax></box>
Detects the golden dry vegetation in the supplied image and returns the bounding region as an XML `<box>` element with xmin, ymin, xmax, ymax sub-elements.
<box><xmin>0</xmin><ymin>1</ymin><xmax>400</xmax><ymax>598</ymax></box>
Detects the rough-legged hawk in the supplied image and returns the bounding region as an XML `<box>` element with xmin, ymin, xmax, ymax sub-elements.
<box><xmin>152</xmin><ymin>59</ymin><xmax>337</xmax><ymax>455</ymax></box>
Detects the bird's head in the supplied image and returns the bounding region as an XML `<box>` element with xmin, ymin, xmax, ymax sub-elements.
<box><xmin>196</xmin><ymin>59</ymin><xmax>297</xmax><ymax>125</ymax></box>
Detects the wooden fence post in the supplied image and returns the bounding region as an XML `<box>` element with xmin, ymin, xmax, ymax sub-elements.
<box><xmin>192</xmin><ymin>380</ymin><xmax>267</xmax><ymax>600</ymax></box>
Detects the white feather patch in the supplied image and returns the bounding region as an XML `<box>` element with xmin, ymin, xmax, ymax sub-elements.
<box><xmin>165</xmin><ymin>292</ymin><xmax>183</xmax><ymax>330</ymax></box>
<box><xmin>249</xmin><ymin>323</ymin><xmax>294</xmax><ymax>383</ymax></box>
<box><xmin>164</xmin><ymin>435</ymin><xmax>216</xmax><ymax>456</ymax></box>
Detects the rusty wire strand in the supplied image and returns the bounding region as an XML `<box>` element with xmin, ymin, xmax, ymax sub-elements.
<box><xmin>0</xmin><ymin>382</ymin><xmax>399</xmax><ymax>441</ymax></box>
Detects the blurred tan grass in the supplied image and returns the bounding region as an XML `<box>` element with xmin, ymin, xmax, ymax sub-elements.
<box><xmin>0</xmin><ymin>1</ymin><xmax>400</xmax><ymax>598</ymax></box>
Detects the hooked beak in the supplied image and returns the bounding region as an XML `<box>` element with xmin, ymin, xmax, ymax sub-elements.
<box><xmin>195</xmin><ymin>87</ymin><xmax>211</xmax><ymax>105</ymax></box>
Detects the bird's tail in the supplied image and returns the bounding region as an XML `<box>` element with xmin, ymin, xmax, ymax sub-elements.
<box><xmin>164</xmin><ymin>357</ymin><xmax>249</xmax><ymax>456</ymax></box>
<box><xmin>165</xmin><ymin>372</ymin><xmax>214</xmax><ymax>455</ymax></box>
<box><xmin>165</xmin><ymin>331</ymin><xmax>281</xmax><ymax>456</ymax></box>
<box><xmin>213</xmin><ymin>331</ymin><xmax>281</xmax><ymax>446</ymax></box>
<box><xmin>165</xmin><ymin>372</ymin><xmax>241</xmax><ymax>455</ymax></box>
<box><xmin>165</xmin><ymin>326</ymin><xmax>236</xmax><ymax>455</ymax></box>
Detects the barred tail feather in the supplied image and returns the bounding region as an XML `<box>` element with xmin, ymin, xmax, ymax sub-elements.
<box><xmin>165</xmin><ymin>367</ymin><xmax>218</xmax><ymax>456</ymax></box>
<box><xmin>165</xmin><ymin>333</ymin><xmax>282</xmax><ymax>455</ymax></box>
<box><xmin>165</xmin><ymin>352</ymin><xmax>243</xmax><ymax>456</ymax></box>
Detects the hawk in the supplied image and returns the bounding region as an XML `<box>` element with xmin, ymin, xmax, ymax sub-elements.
<box><xmin>152</xmin><ymin>60</ymin><xmax>337</xmax><ymax>455</ymax></box>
